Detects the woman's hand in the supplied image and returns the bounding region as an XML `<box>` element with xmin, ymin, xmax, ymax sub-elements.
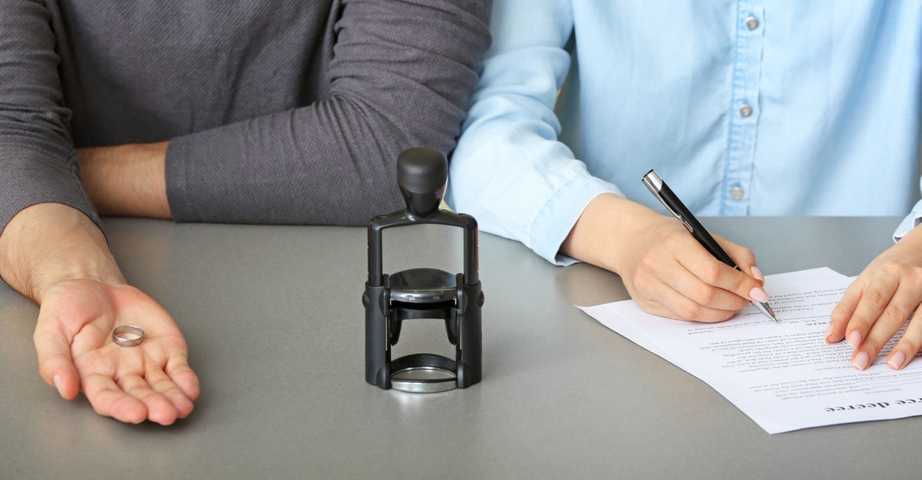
<box><xmin>828</xmin><ymin>225</ymin><xmax>922</xmax><ymax>370</ymax></box>
<box><xmin>36</xmin><ymin>279</ymin><xmax>199</xmax><ymax>424</ymax></box>
<box><xmin>562</xmin><ymin>194</ymin><xmax>768</xmax><ymax>322</ymax></box>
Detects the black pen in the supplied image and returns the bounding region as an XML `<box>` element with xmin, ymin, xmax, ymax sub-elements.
<box><xmin>642</xmin><ymin>169</ymin><xmax>778</xmax><ymax>322</ymax></box>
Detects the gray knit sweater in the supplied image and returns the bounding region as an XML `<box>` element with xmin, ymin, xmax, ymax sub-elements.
<box><xmin>0</xmin><ymin>0</ymin><xmax>491</xmax><ymax>232</ymax></box>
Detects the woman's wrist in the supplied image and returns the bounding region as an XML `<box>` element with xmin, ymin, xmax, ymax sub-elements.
<box><xmin>0</xmin><ymin>203</ymin><xmax>125</xmax><ymax>303</ymax></box>
<box><xmin>560</xmin><ymin>193</ymin><xmax>660</xmax><ymax>274</ymax></box>
<box><xmin>894</xmin><ymin>222</ymin><xmax>922</xmax><ymax>255</ymax></box>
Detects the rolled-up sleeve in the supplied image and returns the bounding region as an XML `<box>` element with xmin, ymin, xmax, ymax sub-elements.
<box><xmin>0</xmin><ymin>0</ymin><xmax>99</xmax><ymax>237</ymax></box>
<box><xmin>166</xmin><ymin>0</ymin><xmax>492</xmax><ymax>226</ymax></box>
<box><xmin>445</xmin><ymin>0</ymin><xmax>622</xmax><ymax>266</ymax></box>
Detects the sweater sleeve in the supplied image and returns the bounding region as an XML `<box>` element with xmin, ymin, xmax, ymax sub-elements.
<box><xmin>0</xmin><ymin>0</ymin><xmax>100</xmax><ymax>237</ymax></box>
<box><xmin>165</xmin><ymin>0</ymin><xmax>492</xmax><ymax>225</ymax></box>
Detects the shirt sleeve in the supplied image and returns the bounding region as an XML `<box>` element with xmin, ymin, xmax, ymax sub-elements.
<box><xmin>165</xmin><ymin>0</ymin><xmax>492</xmax><ymax>226</ymax></box>
<box><xmin>444</xmin><ymin>0</ymin><xmax>623</xmax><ymax>266</ymax></box>
<box><xmin>893</xmin><ymin>186</ymin><xmax>922</xmax><ymax>242</ymax></box>
<box><xmin>0</xmin><ymin>0</ymin><xmax>100</xmax><ymax>237</ymax></box>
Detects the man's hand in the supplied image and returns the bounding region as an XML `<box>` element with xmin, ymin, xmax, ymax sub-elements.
<box><xmin>561</xmin><ymin>194</ymin><xmax>768</xmax><ymax>322</ymax></box>
<box><xmin>77</xmin><ymin>141</ymin><xmax>171</xmax><ymax>219</ymax></box>
<box><xmin>37</xmin><ymin>279</ymin><xmax>198</xmax><ymax>424</ymax></box>
<box><xmin>0</xmin><ymin>203</ymin><xmax>197</xmax><ymax>424</ymax></box>
<box><xmin>828</xmin><ymin>224</ymin><xmax>922</xmax><ymax>371</ymax></box>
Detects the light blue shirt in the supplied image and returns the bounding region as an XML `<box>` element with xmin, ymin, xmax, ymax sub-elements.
<box><xmin>447</xmin><ymin>0</ymin><xmax>922</xmax><ymax>265</ymax></box>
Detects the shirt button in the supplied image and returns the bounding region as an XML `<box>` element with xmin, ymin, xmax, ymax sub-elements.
<box><xmin>739</xmin><ymin>104</ymin><xmax>753</xmax><ymax>117</ymax></box>
<box><xmin>746</xmin><ymin>16</ymin><xmax>759</xmax><ymax>30</ymax></box>
<box><xmin>730</xmin><ymin>186</ymin><xmax>745</xmax><ymax>200</ymax></box>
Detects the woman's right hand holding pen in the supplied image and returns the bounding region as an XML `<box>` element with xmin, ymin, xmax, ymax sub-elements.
<box><xmin>562</xmin><ymin>194</ymin><xmax>768</xmax><ymax>322</ymax></box>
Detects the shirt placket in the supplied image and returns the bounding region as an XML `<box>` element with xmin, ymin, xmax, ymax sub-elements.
<box><xmin>721</xmin><ymin>1</ymin><xmax>765</xmax><ymax>215</ymax></box>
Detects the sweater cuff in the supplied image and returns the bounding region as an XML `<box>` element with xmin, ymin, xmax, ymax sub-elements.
<box><xmin>0</xmin><ymin>144</ymin><xmax>100</xmax><ymax>238</ymax></box>
<box><xmin>164</xmin><ymin>135</ymin><xmax>199</xmax><ymax>222</ymax></box>
<box><xmin>529</xmin><ymin>174</ymin><xmax>623</xmax><ymax>266</ymax></box>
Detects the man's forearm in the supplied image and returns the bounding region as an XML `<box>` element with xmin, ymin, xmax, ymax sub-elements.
<box><xmin>0</xmin><ymin>203</ymin><xmax>124</xmax><ymax>303</ymax></box>
<box><xmin>77</xmin><ymin>141</ymin><xmax>171</xmax><ymax>219</ymax></box>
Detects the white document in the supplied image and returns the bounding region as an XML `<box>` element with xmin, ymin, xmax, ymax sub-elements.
<box><xmin>578</xmin><ymin>267</ymin><xmax>846</xmax><ymax>369</ymax></box>
<box><xmin>580</xmin><ymin>268</ymin><xmax>922</xmax><ymax>434</ymax></box>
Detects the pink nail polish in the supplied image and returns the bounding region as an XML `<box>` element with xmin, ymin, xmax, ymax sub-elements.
<box><xmin>852</xmin><ymin>351</ymin><xmax>870</xmax><ymax>370</ymax></box>
<box><xmin>888</xmin><ymin>351</ymin><xmax>906</xmax><ymax>370</ymax></box>
<box><xmin>751</xmin><ymin>266</ymin><xmax>764</xmax><ymax>282</ymax></box>
<box><xmin>749</xmin><ymin>287</ymin><xmax>769</xmax><ymax>303</ymax></box>
<box><xmin>53</xmin><ymin>375</ymin><xmax>64</xmax><ymax>397</ymax></box>
<box><xmin>847</xmin><ymin>330</ymin><xmax>862</xmax><ymax>348</ymax></box>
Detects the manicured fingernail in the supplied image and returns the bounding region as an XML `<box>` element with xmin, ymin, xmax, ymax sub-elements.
<box><xmin>888</xmin><ymin>351</ymin><xmax>906</xmax><ymax>370</ymax></box>
<box><xmin>749</xmin><ymin>287</ymin><xmax>769</xmax><ymax>303</ymax></box>
<box><xmin>847</xmin><ymin>330</ymin><xmax>862</xmax><ymax>348</ymax></box>
<box><xmin>824</xmin><ymin>324</ymin><xmax>834</xmax><ymax>341</ymax></box>
<box><xmin>852</xmin><ymin>351</ymin><xmax>870</xmax><ymax>370</ymax></box>
<box><xmin>53</xmin><ymin>375</ymin><xmax>64</xmax><ymax>397</ymax></box>
<box><xmin>751</xmin><ymin>266</ymin><xmax>764</xmax><ymax>283</ymax></box>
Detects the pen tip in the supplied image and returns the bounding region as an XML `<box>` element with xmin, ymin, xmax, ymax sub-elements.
<box><xmin>763</xmin><ymin>302</ymin><xmax>778</xmax><ymax>322</ymax></box>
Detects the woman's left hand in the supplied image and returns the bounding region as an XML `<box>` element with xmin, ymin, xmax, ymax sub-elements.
<box><xmin>828</xmin><ymin>224</ymin><xmax>922</xmax><ymax>370</ymax></box>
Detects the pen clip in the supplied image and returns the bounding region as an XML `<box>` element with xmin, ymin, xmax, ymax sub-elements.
<box><xmin>642</xmin><ymin>174</ymin><xmax>694</xmax><ymax>234</ymax></box>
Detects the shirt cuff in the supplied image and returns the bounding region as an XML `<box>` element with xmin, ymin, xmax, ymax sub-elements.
<box><xmin>529</xmin><ymin>174</ymin><xmax>624</xmax><ymax>266</ymax></box>
<box><xmin>893</xmin><ymin>204</ymin><xmax>922</xmax><ymax>242</ymax></box>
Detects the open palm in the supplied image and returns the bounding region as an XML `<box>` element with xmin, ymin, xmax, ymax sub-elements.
<box><xmin>34</xmin><ymin>279</ymin><xmax>199</xmax><ymax>425</ymax></box>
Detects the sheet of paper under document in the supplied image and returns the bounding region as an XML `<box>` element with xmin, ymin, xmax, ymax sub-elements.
<box><xmin>579</xmin><ymin>267</ymin><xmax>922</xmax><ymax>434</ymax></box>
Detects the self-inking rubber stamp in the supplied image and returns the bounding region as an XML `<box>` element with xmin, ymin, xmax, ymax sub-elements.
<box><xmin>363</xmin><ymin>147</ymin><xmax>484</xmax><ymax>393</ymax></box>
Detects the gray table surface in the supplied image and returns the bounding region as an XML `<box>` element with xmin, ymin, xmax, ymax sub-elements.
<box><xmin>1</xmin><ymin>216</ymin><xmax>919</xmax><ymax>479</ymax></box>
